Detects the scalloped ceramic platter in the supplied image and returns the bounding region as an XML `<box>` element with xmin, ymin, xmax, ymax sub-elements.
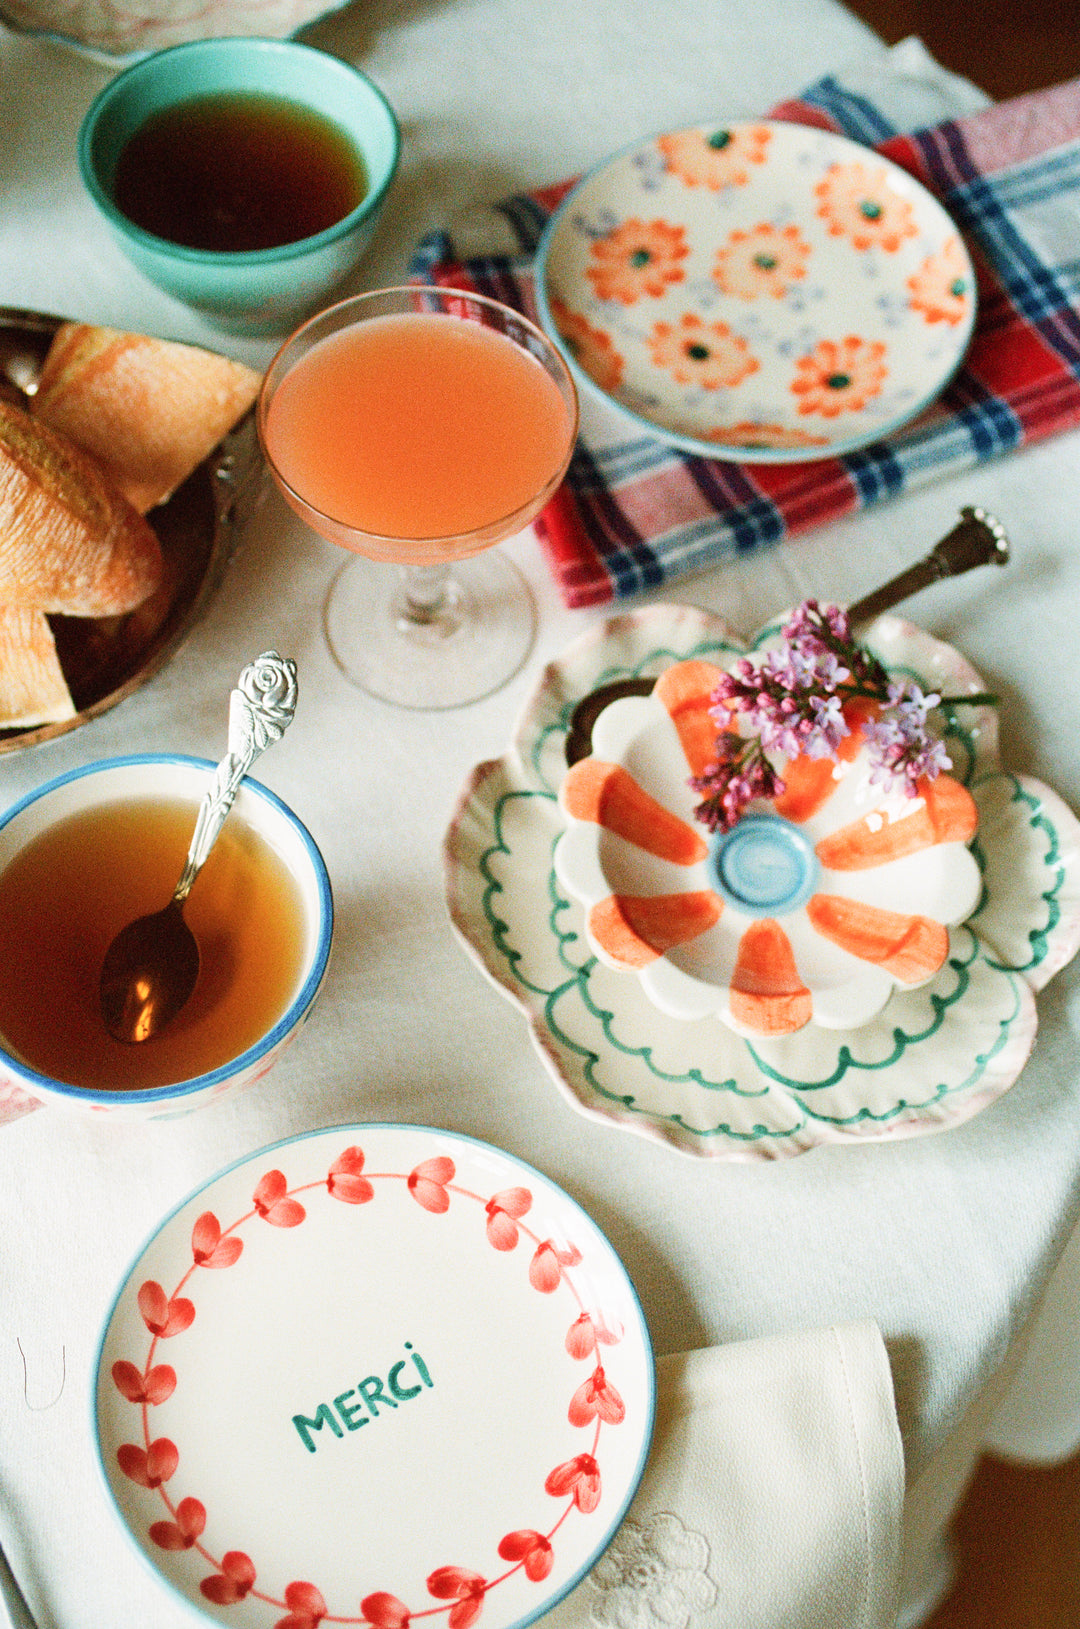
<box><xmin>444</xmin><ymin>605</ymin><xmax>1080</xmax><ymax>1160</ymax></box>
<box><xmin>535</xmin><ymin>121</ymin><xmax>976</xmax><ymax>462</ymax></box>
<box><xmin>95</xmin><ymin>1125</ymin><xmax>654</xmax><ymax>1628</ymax></box>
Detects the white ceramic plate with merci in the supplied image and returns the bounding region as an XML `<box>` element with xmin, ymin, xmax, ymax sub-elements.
<box><xmin>95</xmin><ymin>1125</ymin><xmax>654</xmax><ymax>1628</ymax></box>
<box><xmin>536</xmin><ymin>120</ymin><xmax>976</xmax><ymax>462</ymax></box>
<box><xmin>444</xmin><ymin>604</ymin><xmax>1080</xmax><ymax>1160</ymax></box>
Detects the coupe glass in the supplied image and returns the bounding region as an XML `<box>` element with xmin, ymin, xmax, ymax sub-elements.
<box><xmin>258</xmin><ymin>286</ymin><xmax>578</xmax><ymax>709</ymax></box>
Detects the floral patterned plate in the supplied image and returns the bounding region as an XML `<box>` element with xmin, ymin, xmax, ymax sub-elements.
<box><xmin>444</xmin><ymin>605</ymin><xmax>1080</xmax><ymax>1159</ymax></box>
<box><xmin>554</xmin><ymin>663</ymin><xmax>984</xmax><ymax>1036</ymax></box>
<box><xmin>95</xmin><ymin>1125</ymin><xmax>654</xmax><ymax>1628</ymax></box>
<box><xmin>535</xmin><ymin>121</ymin><xmax>976</xmax><ymax>462</ymax></box>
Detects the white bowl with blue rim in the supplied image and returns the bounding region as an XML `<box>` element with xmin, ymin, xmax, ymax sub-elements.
<box><xmin>0</xmin><ymin>754</ymin><xmax>332</xmax><ymax>1119</ymax></box>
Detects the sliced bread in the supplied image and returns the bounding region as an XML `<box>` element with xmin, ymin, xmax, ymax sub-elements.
<box><xmin>0</xmin><ymin>398</ymin><xmax>164</xmax><ymax>616</ymax></box>
<box><xmin>32</xmin><ymin>323</ymin><xmax>261</xmax><ymax>513</ymax></box>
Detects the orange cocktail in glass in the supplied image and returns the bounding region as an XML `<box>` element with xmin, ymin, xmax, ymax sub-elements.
<box><xmin>259</xmin><ymin>287</ymin><xmax>578</xmax><ymax>708</ymax></box>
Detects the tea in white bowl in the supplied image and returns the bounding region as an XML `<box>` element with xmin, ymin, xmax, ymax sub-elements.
<box><xmin>0</xmin><ymin>756</ymin><xmax>332</xmax><ymax>1116</ymax></box>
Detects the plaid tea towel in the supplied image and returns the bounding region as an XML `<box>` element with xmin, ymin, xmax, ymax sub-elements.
<box><xmin>410</xmin><ymin>61</ymin><xmax>1080</xmax><ymax>608</ymax></box>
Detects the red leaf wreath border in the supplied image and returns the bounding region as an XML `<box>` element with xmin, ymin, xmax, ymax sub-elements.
<box><xmin>111</xmin><ymin>1144</ymin><xmax>629</xmax><ymax>1625</ymax></box>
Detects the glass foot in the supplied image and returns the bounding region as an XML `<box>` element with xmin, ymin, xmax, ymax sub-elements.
<box><xmin>322</xmin><ymin>549</ymin><xmax>537</xmax><ymax>709</ymax></box>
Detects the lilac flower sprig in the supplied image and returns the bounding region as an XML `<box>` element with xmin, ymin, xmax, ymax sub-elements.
<box><xmin>690</xmin><ymin>600</ymin><xmax>996</xmax><ymax>833</ymax></box>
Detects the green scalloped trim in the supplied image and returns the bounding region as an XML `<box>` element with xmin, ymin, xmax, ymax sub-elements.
<box><xmin>747</xmin><ymin>930</ymin><xmax>979</xmax><ymax>1092</ymax></box>
<box><xmin>463</xmin><ymin>628</ymin><xmax>1043</xmax><ymax>1150</ymax></box>
<box><xmin>939</xmin><ymin>704</ymin><xmax>983</xmax><ymax>788</ymax></box>
<box><xmin>557</xmin><ymin>961</ymin><xmax>770</xmax><ymax>1097</ymax></box>
<box><xmin>543</xmin><ymin>976</ymin><xmax>806</xmax><ymax>1144</ymax></box>
<box><xmin>969</xmin><ymin>771</ymin><xmax>1064</xmax><ymax>977</ymax></box>
<box><xmin>478</xmin><ymin>787</ymin><xmax>564</xmax><ymax>999</ymax></box>
<box><xmin>793</xmin><ymin>963</ymin><xmax>1023</xmax><ymax>1127</ymax></box>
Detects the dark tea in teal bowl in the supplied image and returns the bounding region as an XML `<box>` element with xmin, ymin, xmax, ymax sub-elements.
<box><xmin>79</xmin><ymin>38</ymin><xmax>400</xmax><ymax>337</ymax></box>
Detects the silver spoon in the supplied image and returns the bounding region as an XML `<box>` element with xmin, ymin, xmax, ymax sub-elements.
<box><xmin>563</xmin><ymin>505</ymin><xmax>1009</xmax><ymax>766</ymax></box>
<box><xmin>99</xmin><ymin>651</ymin><xmax>298</xmax><ymax>1044</ymax></box>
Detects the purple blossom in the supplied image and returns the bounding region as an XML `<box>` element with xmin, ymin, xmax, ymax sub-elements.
<box><xmin>690</xmin><ymin>732</ymin><xmax>786</xmax><ymax>833</ymax></box>
<box><xmin>862</xmin><ymin>681</ymin><xmax>952</xmax><ymax>794</ymax></box>
<box><xmin>886</xmin><ymin>680</ymin><xmax>940</xmax><ymax>724</ymax></box>
<box><xmin>782</xmin><ymin>599</ymin><xmax>852</xmax><ymax>649</ymax></box>
<box><xmin>807</xmin><ymin>693</ymin><xmax>848</xmax><ymax>755</ymax></box>
<box><xmin>690</xmin><ymin>603</ymin><xmax>964</xmax><ymax>827</ymax></box>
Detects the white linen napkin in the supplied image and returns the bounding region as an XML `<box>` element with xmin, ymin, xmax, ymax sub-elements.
<box><xmin>546</xmin><ymin>1320</ymin><xmax>903</xmax><ymax>1629</ymax></box>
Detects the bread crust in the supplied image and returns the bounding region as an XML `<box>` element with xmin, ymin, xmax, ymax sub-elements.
<box><xmin>0</xmin><ymin>604</ymin><xmax>75</xmax><ymax>728</ymax></box>
<box><xmin>32</xmin><ymin>323</ymin><xmax>261</xmax><ymax>512</ymax></box>
<box><xmin>0</xmin><ymin>399</ymin><xmax>164</xmax><ymax>616</ymax></box>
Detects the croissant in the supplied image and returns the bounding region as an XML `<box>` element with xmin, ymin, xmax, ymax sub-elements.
<box><xmin>0</xmin><ymin>604</ymin><xmax>75</xmax><ymax>728</ymax></box>
<box><xmin>0</xmin><ymin>398</ymin><xmax>164</xmax><ymax>616</ymax></box>
<box><xmin>31</xmin><ymin>323</ymin><xmax>262</xmax><ymax>513</ymax></box>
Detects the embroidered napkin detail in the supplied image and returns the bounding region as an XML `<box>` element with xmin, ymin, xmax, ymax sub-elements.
<box><xmin>538</xmin><ymin>1322</ymin><xmax>904</xmax><ymax>1629</ymax></box>
<box><xmin>410</xmin><ymin>75</ymin><xmax>1080</xmax><ymax>607</ymax></box>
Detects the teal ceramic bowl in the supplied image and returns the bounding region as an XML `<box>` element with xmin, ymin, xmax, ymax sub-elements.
<box><xmin>78</xmin><ymin>38</ymin><xmax>400</xmax><ymax>337</ymax></box>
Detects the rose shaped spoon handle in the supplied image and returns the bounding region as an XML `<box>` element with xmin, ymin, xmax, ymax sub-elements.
<box><xmin>99</xmin><ymin>652</ymin><xmax>298</xmax><ymax>1044</ymax></box>
<box><xmin>173</xmin><ymin>651</ymin><xmax>299</xmax><ymax>901</ymax></box>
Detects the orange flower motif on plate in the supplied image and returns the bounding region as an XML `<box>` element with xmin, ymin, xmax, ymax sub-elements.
<box><xmin>556</xmin><ymin>660</ymin><xmax>982</xmax><ymax>1038</ymax></box>
<box><xmin>647</xmin><ymin>314</ymin><xmax>758</xmax><ymax>390</ymax></box>
<box><xmin>711</xmin><ymin>222</ymin><xmax>812</xmax><ymax>300</ymax></box>
<box><xmin>549</xmin><ymin>298</ymin><xmax>624</xmax><ymax>393</ymax></box>
<box><xmin>586</xmin><ymin>218</ymin><xmax>689</xmax><ymax>304</ymax></box>
<box><xmin>704</xmin><ymin>422</ymin><xmax>830</xmax><ymax>450</ymax></box>
<box><xmin>814</xmin><ymin>162</ymin><xmax>917</xmax><ymax>251</ymax></box>
<box><xmin>907</xmin><ymin>236</ymin><xmax>972</xmax><ymax>325</ymax></box>
<box><xmin>790</xmin><ymin>336</ymin><xmax>887</xmax><ymax>418</ymax></box>
<box><xmin>657</xmin><ymin>125</ymin><xmax>772</xmax><ymax>190</ymax></box>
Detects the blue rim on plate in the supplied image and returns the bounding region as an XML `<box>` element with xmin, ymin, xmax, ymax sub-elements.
<box><xmin>94</xmin><ymin>1123</ymin><xmax>655</xmax><ymax>1628</ymax></box>
<box><xmin>535</xmin><ymin>119</ymin><xmax>977</xmax><ymax>463</ymax></box>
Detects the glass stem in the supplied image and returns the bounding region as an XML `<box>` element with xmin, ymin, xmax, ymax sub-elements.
<box><xmin>399</xmin><ymin>563</ymin><xmax>452</xmax><ymax>627</ymax></box>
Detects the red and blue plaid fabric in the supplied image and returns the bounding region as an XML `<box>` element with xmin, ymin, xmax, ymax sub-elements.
<box><xmin>410</xmin><ymin>75</ymin><xmax>1080</xmax><ymax>607</ymax></box>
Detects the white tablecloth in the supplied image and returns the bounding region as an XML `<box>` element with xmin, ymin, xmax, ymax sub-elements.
<box><xmin>2</xmin><ymin>5</ymin><xmax>1080</xmax><ymax>1626</ymax></box>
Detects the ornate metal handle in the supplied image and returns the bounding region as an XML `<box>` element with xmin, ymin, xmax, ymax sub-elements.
<box><xmin>174</xmin><ymin>651</ymin><xmax>298</xmax><ymax>903</ymax></box>
<box><xmin>564</xmin><ymin>507</ymin><xmax>1011</xmax><ymax>767</ymax></box>
<box><xmin>846</xmin><ymin>506</ymin><xmax>1009</xmax><ymax>625</ymax></box>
